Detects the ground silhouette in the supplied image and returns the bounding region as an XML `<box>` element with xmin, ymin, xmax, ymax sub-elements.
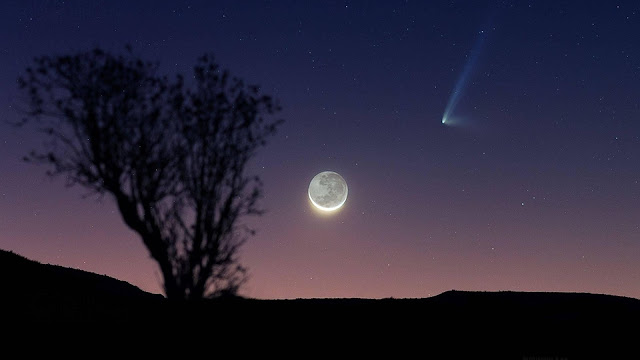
<box><xmin>2</xmin><ymin>248</ymin><xmax>638</xmax><ymax>355</ymax></box>
<box><xmin>0</xmin><ymin>249</ymin><xmax>163</xmax><ymax>322</ymax></box>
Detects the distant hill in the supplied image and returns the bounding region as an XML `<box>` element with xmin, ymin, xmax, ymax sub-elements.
<box><xmin>0</xmin><ymin>249</ymin><xmax>163</xmax><ymax>322</ymax></box>
<box><xmin>2</xmin><ymin>248</ymin><xmax>639</xmax><ymax>354</ymax></box>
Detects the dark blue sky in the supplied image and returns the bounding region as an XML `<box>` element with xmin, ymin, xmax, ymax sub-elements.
<box><xmin>1</xmin><ymin>1</ymin><xmax>639</xmax><ymax>299</ymax></box>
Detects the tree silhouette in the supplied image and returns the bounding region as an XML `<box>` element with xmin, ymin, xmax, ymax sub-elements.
<box><xmin>17</xmin><ymin>48</ymin><xmax>282</xmax><ymax>299</ymax></box>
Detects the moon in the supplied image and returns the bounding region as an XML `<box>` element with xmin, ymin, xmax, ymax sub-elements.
<box><xmin>308</xmin><ymin>171</ymin><xmax>348</xmax><ymax>212</ymax></box>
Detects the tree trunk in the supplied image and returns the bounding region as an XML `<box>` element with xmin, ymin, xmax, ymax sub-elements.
<box><xmin>114</xmin><ymin>191</ymin><xmax>182</xmax><ymax>299</ymax></box>
<box><xmin>159</xmin><ymin>259</ymin><xmax>181</xmax><ymax>299</ymax></box>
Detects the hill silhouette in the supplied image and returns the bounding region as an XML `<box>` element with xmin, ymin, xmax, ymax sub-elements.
<box><xmin>0</xmin><ymin>249</ymin><xmax>163</xmax><ymax>322</ymax></box>
<box><xmin>2</xmin><ymin>248</ymin><xmax>639</xmax><ymax>354</ymax></box>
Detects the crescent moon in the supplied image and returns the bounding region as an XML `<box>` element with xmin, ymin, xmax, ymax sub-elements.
<box><xmin>308</xmin><ymin>171</ymin><xmax>348</xmax><ymax>212</ymax></box>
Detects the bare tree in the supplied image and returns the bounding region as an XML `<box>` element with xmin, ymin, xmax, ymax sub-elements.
<box><xmin>17</xmin><ymin>48</ymin><xmax>282</xmax><ymax>299</ymax></box>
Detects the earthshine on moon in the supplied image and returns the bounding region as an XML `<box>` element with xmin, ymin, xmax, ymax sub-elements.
<box><xmin>308</xmin><ymin>171</ymin><xmax>348</xmax><ymax>212</ymax></box>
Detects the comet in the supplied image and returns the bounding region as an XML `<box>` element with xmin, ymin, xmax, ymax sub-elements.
<box><xmin>442</xmin><ymin>22</ymin><xmax>492</xmax><ymax>127</ymax></box>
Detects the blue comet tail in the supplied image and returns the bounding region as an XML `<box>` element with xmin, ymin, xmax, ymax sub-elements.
<box><xmin>442</xmin><ymin>25</ymin><xmax>490</xmax><ymax>126</ymax></box>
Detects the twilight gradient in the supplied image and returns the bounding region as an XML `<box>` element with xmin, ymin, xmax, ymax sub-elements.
<box><xmin>1</xmin><ymin>1</ymin><xmax>639</xmax><ymax>299</ymax></box>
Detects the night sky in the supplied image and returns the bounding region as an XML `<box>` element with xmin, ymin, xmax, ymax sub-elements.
<box><xmin>1</xmin><ymin>0</ymin><xmax>639</xmax><ymax>299</ymax></box>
